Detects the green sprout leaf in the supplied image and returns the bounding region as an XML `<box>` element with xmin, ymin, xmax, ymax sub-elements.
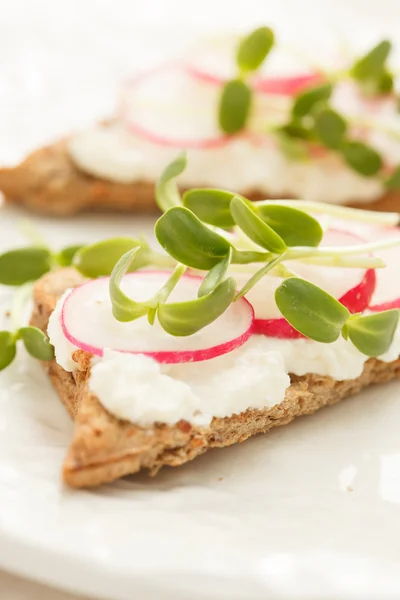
<box><xmin>0</xmin><ymin>331</ymin><xmax>17</xmax><ymax>370</ymax></box>
<box><xmin>340</xmin><ymin>141</ymin><xmax>383</xmax><ymax>176</ymax></box>
<box><xmin>351</xmin><ymin>40</ymin><xmax>391</xmax><ymax>82</ymax></box>
<box><xmin>291</xmin><ymin>83</ymin><xmax>333</xmax><ymax>118</ymax></box>
<box><xmin>153</xmin><ymin>264</ymin><xmax>187</xmax><ymax>306</ymax></box>
<box><xmin>198</xmin><ymin>248</ymin><xmax>232</xmax><ymax>297</ymax></box>
<box><xmin>17</xmin><ymin>326</ymin><xmax>55</xmax><ymax>360</ymax></box>
<box><xmin>314</xmin><ymin>107</ymin><xmax>347</xmax><ymax>149</ymax></box>
<box><xmin>182</xmin><ymin>189</ymin><xmax>236</xmax><ymax>228</ymax></box>
<box><xmin>219</xmin><ymin>79</ymin><xmax>252</xmax><ymax>134</ymax></box>
<box><xmin>73</xmin><ymin>237</ymin><xmax>152</xmax><ymax>278</ymax></box>
<box><xmin>345</xmin><ymin>310</ymin><xmax>399</xmax><ymax>357</ymax></box>
<box><xmin>257</xmin><ymin>204</ymin><xmax>323</xmax><ymax>247</ymax></box>
<box><xmin>57</xmin><ymin>244</ymin><xmax>85</xmax><ymax>267</ymax></box>
<box><xmin>155</xmin><ymin>152</ymin><xmax>187</xmax><ymax>212</ymax></box>
<box><xmin>236</xmin><ymin>253</ymin><xmax>285</xmax><ymax>298</ymax></box>
<box><xmin>275</xmin><ymin>278</ymin><xmax>350</xmax><ymax>342</ymax></box>
<box><xmin>385</xmin><ymin>166</ymin><xmax>400</xmax><ymax>190</ymax></box>
<box><xmin>109</xmin><ymin>248</ymin><xmax>150</xmax><ymax>322</ymax></box>
<box><xmin>275</xmin><ymin>131</ymin><xmax>309</xmax><ymax>161</ymax></box>
<box><xmin>158</xmin><ymin>277</ymin><xmax>236</xmax><ymax>336</ymax></box>
<box><xmin>155</xmin><ymin>207</ymin><xmax>231</xmax><ymax>270</ymax></box>
<box><xmin>230</xmin><ymin>196</ymin><xmax>287</xmax><ymax>253</ymax></box>
<box><xmin>376</xmin><ymin>70</ymin><xmax>394</xmax><ymax>94</ymax></box>
<box><xmin>278</xmin><ymin>121</ymin><xmax>314</xmax><ymax>141</ymax></box>
<box><xmin>236</xmin><ymin>26</ymin><xmax>274</xmax><ymax>73</ymax></box>
<box><xmin>0</xmin><ymin>248</ymin><xmax>53</xmax><ymax>286</ymax></box>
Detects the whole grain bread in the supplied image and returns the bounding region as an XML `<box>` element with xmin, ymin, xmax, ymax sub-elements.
<box><xmin>31</xmin><ymin>268</ymin><xmax>400</xmax><ymax>488</ymax></box>
<box><xmin>2</xmin><ymin>137</ymin><xmax>400</xmax><ymax>215</ymax></box>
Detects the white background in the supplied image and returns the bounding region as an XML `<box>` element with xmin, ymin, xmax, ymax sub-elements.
<box><xmin>1</xmin><ymin>1</ymin><xmax>400</xmax><ymax>598</ymax></box>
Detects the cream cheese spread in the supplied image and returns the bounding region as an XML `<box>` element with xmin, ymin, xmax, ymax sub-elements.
<box><xmin>66</xmin><ymin>58</ymin><xmax>400</xmax><ymax>205</ymax></box>
<box><xmin>68</xmin><ymin>122</ymin><xmax>384</xmax><ymax>205</ymax></box>
<box><xmin>48</xmin><ymin>292</ymin><xmax>400</xmax><ymax>428</ymax></box>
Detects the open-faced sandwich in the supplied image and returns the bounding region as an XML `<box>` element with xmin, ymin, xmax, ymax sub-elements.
<box><xmin>1</xmin><ymin>28</ymin><xmax>400</xmax><ymax>215</ymax></box>
<box><xmin>1</xmin><ymin>155</ymin><xmax>400</xmax><ymax>487</ymax></box>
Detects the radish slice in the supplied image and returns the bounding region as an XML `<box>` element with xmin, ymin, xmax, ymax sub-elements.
<box><xmin>185</xmin><ymin>37</ymin><xmax>323</xmax><ymax>96</ymax></box>
<box><xmin>254</xmin><ymin>73</ymin><xmax>323</xmax><ymax>95</ymax></box>
<box><xmin>61</xmin><ymin>271</ymin><xmax>254</xmax><ymax>364</ymax></box>
<box><xmin>235</xmin><ymin>229</ymin><xmax>376</xmax><ymax>339</ymax></box>
<box><xmin>120</xmin><ymin>64</ymin><xmax>232</xmax><ymax>149</ymax></box>
<box><xmin>369</xmin><ymin>227</ymin><xmax>400</xmax><ymax>312</ymax></box>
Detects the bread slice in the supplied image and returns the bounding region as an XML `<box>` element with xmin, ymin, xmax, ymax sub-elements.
<box><xmin>31</xmin><ymin>268</ymin><xmax>400</xmax><ymax>488</ymax></box>
<box><xmin>2</xmin><ymin>138</ymin><xmax>399</xmax><ymax>216</ymax></box>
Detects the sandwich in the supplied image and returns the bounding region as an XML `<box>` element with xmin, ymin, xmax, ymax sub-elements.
<box><xmin>1</xmin><ymin>29</ymin><xmax>400</xmax><ymax>216</ymax></box>
<box><xmin>2</xmin><ymin>156</ymin><xmax>400</xmax><ymax>487</ymax></box>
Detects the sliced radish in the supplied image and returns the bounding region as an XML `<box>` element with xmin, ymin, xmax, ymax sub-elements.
<box><xmin>254</xmin><ymin>73</ymin><xmax>323</xmax><ymax>96</ymax></box>
<box><xmin>235</xmin><ymin>228</ymin><xmax>376</xmax><ymax>339</ymax></box>
<box><xmin>119</xmin><ymin>64</ymin><xmax>232</xmax><ymax>149</ymax></box>
<box><xmin>369</xmin><ymin>227</ymin><xmax>400</xmax><ymax>312</ymax></box>
<box><xmin>61</xmin><ymin>271</ymin><xmax>254</xmax><ymax>364</ymax></box>
<box><xmin>185</xmin><ymin>37</ymin><xmax>323</xmax><ymax>96</ymax></box>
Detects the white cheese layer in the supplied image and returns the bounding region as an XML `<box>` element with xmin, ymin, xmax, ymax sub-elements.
<box><xmin>48</xmin><ymin>293</ymin><xmax>400</xmax><ymax>428</ymax></box>
<box><xmin>66</xmin><ymin>74</ymin><xmax>400</xmax><ymax>205</ymax></box>
<box><xmin>68</xmin><ymin>122</ymin><xmax>384</xmax><ymax>205</ymax></box>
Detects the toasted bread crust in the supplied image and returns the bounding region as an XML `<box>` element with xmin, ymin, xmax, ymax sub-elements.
<box><xmin>31</xmin><ymin>268</ymin><xmax>400</xmax><ymax>488</ymax></box>
<box><xmin>2</xmin><ymin>137</ymin><xmax>400</xmax><ymax>215</ymax></box>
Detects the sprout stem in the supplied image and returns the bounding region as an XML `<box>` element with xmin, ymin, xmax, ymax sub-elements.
<box><xmin>287</xmin><ymin>235</ymin><xmax>400</xmax><ymax>260</ymax></box>
<box><xmin>10</xmin><ymin>282</ymin><xmax>34</xmax><ymax>330</ymax></box>
<box><xmin>257</xmin><ymin>199</ymin><xmax>400</xmax><ymax>226</ymax></box>
<box><xmin>297</xmin><ymin>255</ymin><xmax>385</xmax><ymax>268</ymax></box>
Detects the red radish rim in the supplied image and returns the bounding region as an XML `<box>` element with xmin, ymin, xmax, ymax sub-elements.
<box><xmin>184</xmin><ymin>62</ymin><xmax>323</xmax><ymax>96</ymax></box>
<box><xmin>253</xmin><ymin>268</ymin><xmax>376</xmax><ymax>339</ymax></box>
<box><xmin>254</xmin><ymin>72</ymin><xmax>323</xmax><ymax>96</ymax></box>
<box><xmin>253</xmin><ymin>318</ymin><xmax>303</xmax><ymax>339</ymax></box>
<box><xmin>123</xmin><ymin>119</ymin><xmax>234</xmax><ymax>150</ymax></box>
<box><xmin>370</xmin><ymin>298</ymin><xmax>400</xmax><ymax>312</ymax></box>
<box><xmin>60</xmin><ymin>271</ymin><xmax>255</xmax><ymax>364</ymax></box>
<box><xmin>253</xmin><ymin>228</ymin><xmax>377</xmax><ymax>340</ymax></box>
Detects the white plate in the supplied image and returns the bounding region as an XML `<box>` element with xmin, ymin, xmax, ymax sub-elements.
<box><xmin>1</xmin><ymin>206</ymin><xmax>400</xmax><ymax>600</ymax></box>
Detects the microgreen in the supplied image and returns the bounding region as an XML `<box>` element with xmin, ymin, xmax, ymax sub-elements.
<box><xmin>0</xmin><ymin>248</ymin><xmax>53</xmax><ymax>286</ymax></box>
<box><xmin>275</xmin><ymin>131</ymin><xmax>309</xmax><ymax>161</ymax></box>
<box><xmin>345</xmin><ymin>310</ymin><xmax>399</xmax><ymax>357</ymax></box>
<box><xmin>155</xmin><ymin>151</ymin><xmax>186</xmax><ymax>212</ymax></box>
<box><xmin>230</xmin><ymin>195</ymin><xmax>287</xmax><ymax>253</ymax></box>
<box><xmin>158</xmin><ymin>277</ymin><xmax>236</xmax><ymax>336</ymax></box>
<box><xmin>17</xmin><ymin>326</ymin><xmax>55</xmax><ymax>360</ymax></box>
<box><xmin>313</xmin><ymin>107</ymin><xmax>347</xmax><ymax>150</ymax></box>
<box><xmin>57</xmin><ymin>245</ymin><xmax>85</xmax><ymax>267</ymax></box>
<box><xmin>109</xmin><ymin>248</ymin><xmax>236</xmax><ymax>337</ymax></box>
<box><xmin>236</xmin><ymin>26</ymin><xmax>275</xmax><ymax>73</ymax></box>
<box><xmin>218</xmin><ymin>26</ymin><xmax>275</xmax><ymax>134</ymax></box>
<box><xmin>0</xmin><ymin>326</ymin><xmax>54</xmax><ymax>372</ymax></box>
<box><xmin>215</xmin><ymin>27</ymin><xmax>400</xmax><ymax>186</ymax></box>
<box><xmin>198</xmin><ymin>249</ymin><xmax>232</xmax><ymax>297</ymax></box>
<box><xmin>73</xmin><ymin>237</ymin><xmax>155</xmax><ymax>278</ymax></box>
<box><xmin>350</xmin><ymin>40</ymin><xmax>392</xmax><ymax>92</ymax></box>
<box><xmin>218</xmin><ymin>79</ymin><xmax>252</xmax><ymax>134</ymax></box>
<box><xmin>0</xmin><ymin>331</ymin><xmax>17</xmax><ymax>370</ymax></box>
<box><xmin>182</xmin><ymin>188</ymin><xmax>236</xmax><ymax>228</ymax></box>
<box><xmin>385</xmin><ymin>166</ymin><xmax>400</xmax><ymax>190</ymax></box>
<box><xmin>291</xmin><ymin>83</ymin><xmax>333</xmax><ymax>119</ymax></box>
<box><xmin>275</xmin><ymin>277</ymin><xmax>351</xmax><ymax>343</ymax></box>
<box><xmin>109</xmin><ymin>248</ymin><xmax>150</xmax><ymax>322</ymax></box>
<box><xmin>339</xmin><ymin>141</ymin><xmax>383</xmax><ymax>177</ymax></box>
<box><xmin>256</xmin><ymin>204</ymin><xmax>323</xmax><ymax>247</ymax></box>
<box><xmin>275</xmin><ymin>278</ymin><xmax>399</xmax><ymax>355</ymax></box>
<box><xmin>155</xmin><ymin>207</ymin><xmax>232</xmax><ymax>269</ymax></box>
